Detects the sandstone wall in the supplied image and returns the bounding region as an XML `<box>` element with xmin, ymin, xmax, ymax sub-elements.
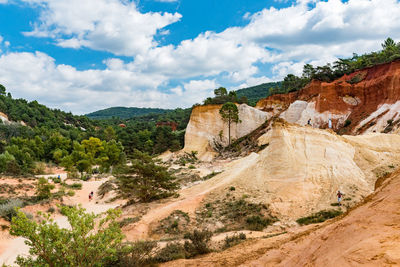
<box><xmin>183</xmin><ymin>104</ymin><xmax>269</xmax><ymax>160</ymax></box>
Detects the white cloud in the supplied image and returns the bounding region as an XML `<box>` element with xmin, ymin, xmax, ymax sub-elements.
<box><xmin>22</xmin><ymin>0</ymin><xmax>181</xmax><ymax>56</ymax></box>
<box><xmin>3</xmin><ymin>0</ymin><xmax>400</xmax><ymax>113</ymax></box>
<box><xmin>0</xmin><ymin>52</ymin><xmax>217</xmax><ymax>113</ymax></box>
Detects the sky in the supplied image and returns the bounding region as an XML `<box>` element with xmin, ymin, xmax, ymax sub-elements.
<box><xmin>0</xmin><ymin>0</ymin><xmax>400</xmax><ymax>114</ymax></box>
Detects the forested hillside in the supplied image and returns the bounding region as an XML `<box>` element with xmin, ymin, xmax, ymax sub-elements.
<box><xmin>235</xmin><ymin>82</ymin><xmax>282</xmax><ymax>106</ymax></box>
<box><xmin>86</xmin><ymin>106</ymin><xmax>170</xmax><ymax>120</ymax></box>
<box><xmin>0</xmin><ymin>85</ymin><xmax>190</xmax><ymax>175</ymax></box>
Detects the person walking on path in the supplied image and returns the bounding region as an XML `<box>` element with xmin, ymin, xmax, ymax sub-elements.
<box><xmin>89</xmin><ymin>191</ymin><xmax>94</xmax><ymax>201</ymax></box>
<box><xmin>307</xmin><ymin>118</ymin><xmax>311</xmax><ymax>126</ymax></box>
<box><xmin>337</xmin><ymin>190</ymin><xmax>343</xmax><ymax>206</ymax></box>
<box><xmin>328</xmin><ymin>118</ymin><xmax>332</xmax><ymax>129</ymax></box>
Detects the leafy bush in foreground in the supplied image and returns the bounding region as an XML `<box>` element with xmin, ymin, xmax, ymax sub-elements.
<box><xmin>10</xmin><ymin>205</ymin><xmax>123</xmax><ymax>266</ymax></box>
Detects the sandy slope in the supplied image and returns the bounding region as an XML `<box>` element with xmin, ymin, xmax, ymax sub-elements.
<box><xmin>162</xmin><ymin>169</ymin><xmax>400</xmax><ymax>266</ymax></box>
<box><xmin>0</xmin><ymin>178</ymin><xmax>120</xmax><ymax>266</ymax></box>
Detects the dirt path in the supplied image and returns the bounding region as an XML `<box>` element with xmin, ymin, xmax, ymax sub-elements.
<box><xmin>0</xmin><ymin>177</ymin><xmax>120</xmax><ymax>266</ymax></box>
<box><xmin>123</xmin><ymin>153</ymin><xmax>258</xmax><ymax>241</ymax></box>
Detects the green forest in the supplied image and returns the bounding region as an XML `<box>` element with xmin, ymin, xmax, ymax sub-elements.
<box><xmin>86</xmin><ymin>106</ymin><xmax>171</xmax><ymax>120</ymax></box>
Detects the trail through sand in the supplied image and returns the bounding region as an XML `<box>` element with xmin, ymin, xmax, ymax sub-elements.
<box><xmin>124</xmin><ymin>154</ymin><xmax>258</xmax><ymax>240</ymax></box>
<box><xmin>0</xmin><ymin>178</ymin><xmax>119</xmax><ymax>266</ymax></box>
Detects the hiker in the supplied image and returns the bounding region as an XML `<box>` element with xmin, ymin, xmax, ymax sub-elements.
<box><xmin>328</xmin><ymin>118</ymin><xmax>332</xmax><ymax>129</ymax></box>
<box><xmin>337</xmin><ymin>190</ymin><xmax>343</xmax><ymax>206</ymax></box>
<box><xmin>307</xmin><ymin>118</ymin><xmax>311</xmax><ymax>126</ymax></box>
<box><xmin>89</xmin><ymin>191</ymin><xmax>94</xmax><ymax>201</ymax></box>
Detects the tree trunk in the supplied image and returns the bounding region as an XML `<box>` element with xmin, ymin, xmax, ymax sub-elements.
<box><xmin>228</xmin><ymin>116</ymin><xmax>231</xmax><ymax>146</ymax></box>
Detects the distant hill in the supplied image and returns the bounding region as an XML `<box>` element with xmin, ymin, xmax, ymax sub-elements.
<box><xmin>86</xmin><ymin>107</ymin><xmax>171</xmax><ymax>120</ymax></box>
<box><xmin>0</xmin><ymin>88</ymin><xmax>93</xmax><ymax>130</ymax></box>
<box><xmin>235</xmin><ymin>81</ymin><xmax>282</xmax><ymax>106</ymax></box>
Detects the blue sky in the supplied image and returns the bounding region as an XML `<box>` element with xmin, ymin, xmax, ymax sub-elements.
<box><xmin>0</xmin><ymin>0</ymin><xmax>399</xmax><ymax>114</ymax></box>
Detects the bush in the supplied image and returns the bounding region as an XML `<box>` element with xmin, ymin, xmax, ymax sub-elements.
<box><xmin>154</xmin><ymin>242</ymin><xmax>186</xmax><ymax>263</ymax></box>
<box><xmin>344</xmin><ymin>120</ymin><xmax>352</xmax><ymax>127</ymax></box>
<box><xmin>296</xmin><ymin>209</ymin><xmax>342</xmax><ymax>225</ymax></box>
<box><xmin>47</xmin><ymin>207</ymin><xmax>55</xmax><ymax>213</ymax></box>
<box><xmin>66</xmin><ymin>183</ymin><xmax>82</xmax><ymax>190</ymax></box>
<box><xmin>108</xmin><ymin>241</ymin><xmax>157</xmax><ymax>267</ymax></box>
<box><xmin>0</xmin><ymin>198</ymin><xmax>24</xmax><ymax>221</ymax></box>
<box><xmin>50</xmin><ymin>176</ymin><xmax>61</xmax><ymax>183</ymax></box>
<box><xmin>223</xmin><ymin>233</ymin><xmax>246</xmax><ymax>249</ymax></box>
<box><xmin>33</xmin><ymin>162</ymin><xmax>46</xmax><ymax>175</ymax></box>
<box><xmin>202</xmin><ymin>171</ymin><xmax>221</xmax><ymax>180</ymax></box>
<box><xmin>67</xmin><ymin>190</ymin><xmax>75</xmax><ymax>197</ymax></box>
<box><xmin>119</xmin><ymin>217</ymin><xmax>140</xmax><ymax>228</ymax></box>
<box><xmin>183</xmin><ymin>229</ymin><xmax>213</xmax><ymax>257</ymax></box>
<box><xmin>10</xmin><ymin>205</ymin><xmax>124</xmax><ymax>266</ymax></box>
<box><xmin>98</xmin><ymin>180</ymin><xmax>116</xmax><ymax>199</ymax></box>
<box><xmin>36</xmin><ymin>177</ymin><xmax>55</xmax><ymax>200</ymax></box>
<box><xmin>246</xmin><ymin>215</ymin><xmax>274</xmax><ymax>231</ymax></box>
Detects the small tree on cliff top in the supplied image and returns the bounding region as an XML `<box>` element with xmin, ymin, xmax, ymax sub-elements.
<box><xmin>219</xmin><ymin>102</ymin><xmax>240</xmax><ymax>146</ymax></box>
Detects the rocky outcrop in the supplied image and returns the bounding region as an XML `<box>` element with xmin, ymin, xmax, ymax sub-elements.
<box><xmin>0</xmin><ymin>111</ymin><xmax>10</xmax><ymax>124</ymax></box>
<box><xmin>256</xmin><ymin>60</ymin><xmax>400</xmax><ymax>134</ymax></box>
<box><xmin>183</xmin><ymin>104</ymin><xmax>269</xmax><ymax>160</ymax></box>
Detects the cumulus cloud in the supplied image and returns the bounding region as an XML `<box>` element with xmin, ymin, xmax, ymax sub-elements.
<box><xmin>2</xmin><ymin>0</ymin><xmax>400</xmax><ymax>113</ymax></box>
<box><xmin>22</xmin><ymin>0</ymin><xmax>181</xmax><ymax>56</ymax></box>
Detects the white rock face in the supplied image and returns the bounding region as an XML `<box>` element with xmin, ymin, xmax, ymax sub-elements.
<box><xmin>355</xmin><ymin>101</ymin><xmax>400</xmax><ymax>133</ymax></box>
<box><xmin>183</xmin><ymin>104</ymin><xmax>269</xmax><ymax>160</ymax></box>
<box><xmin>280</xmin><ymin>100</ymin><xmax>350</xmax><ymax>129</ymax></box>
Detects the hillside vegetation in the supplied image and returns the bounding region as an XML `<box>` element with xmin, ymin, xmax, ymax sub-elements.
<box><xmin>235</xmin><ymin>82</ymin><xmax>282</xmax><ymax>106</ymax></box>
<box><xmin>86</xmin><ymin>106</ymin><xmax>170</xmax><ymax>120</ymax></box>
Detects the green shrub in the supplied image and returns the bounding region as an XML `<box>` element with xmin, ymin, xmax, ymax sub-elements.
<box><xmin>98</xmin><ymin>180</ymin><xmax>116</xmax><ymax>198</ymax></box>
<box><xmin>11</xmin><ymin>205</ymin><xmax>123</xmax><ymax>266</ymax></box>
<box><xmin>47</xmin><ymin>207</ymin><xmax>55</xmax><ymax>213</ymax></box>
<box><xmin>223</xmin><ymin>233</ymin><xmax>246</xmax><ymax>249</ymax></box>
<box><xmin>66</xmin><ymin>183</ymin><xmax>82</xmax><ymax>190</ymax></box>
<box><xmin>346</xmin><ymin>72</ymin><xmax>366</xmax><ymax>84</ymax></box>
<box><xmin>246</xmin><ymin>215</ymin><xmax>274</xmax><ymax>231</ymax></box>
<box><xmin>0</xmin><ymin>198</ymin><xmax>24</xmax><ymax>221</ymax></box>
<box><xmin>296</xmin><ymin>209</ymin><xmax>342</xmax><ymax>225</ymax></box>
<box><xmin>108</xmin><ymin>241</ymin><xmax>157</xmax><ymax>267</ymax></box>
<box><xmin>183</xmin><ymin>229</ymin><xmax>213</xmax><ymax>257</ymax></box>
<box><xmin>154</xmin><ymin>242</ymin><xmax>186</xmax><ymax>263</ymax></box>
<box><xmin>188</xmin><ymin>165</ymin><xmax>196</xmax><ymax>169</ymax></box>
<box><xmin>67</xmin><ymin>190</ymin><xmax>75</xmax><ymax>197</ymax></box>
<box><xmin>203</xmin><ymin>171</ymin><xmax>221</xmax><ymax>180</ymax></box>
<box><xmin>50</xmin><ymin>176</ymin><xmax>61</xmax><ymax>183</ymax></box>
<box><xmin>229</xmin><ymin>186</ymin><xmax>236</xmax><ymax>191</ymax></box>
<box><xmin>36</xmin><ymin>177</ymin><xmax>55</xmax><ymax>200</ymax></box>
<box><xmin>119</xmin><ymin>217</ymin><xmax>140</xmax><ymax>228</ymax></box>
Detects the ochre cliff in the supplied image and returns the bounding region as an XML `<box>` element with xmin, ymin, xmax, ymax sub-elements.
<box><xmin>256</xmin><ymin>60</ymin><xmax>400</xmax><ymax>134</ymax></box>
<box><xmin>183</xmin><ymin>104</ymin><xmax>268</xmax><ymax>160</ymax></box>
